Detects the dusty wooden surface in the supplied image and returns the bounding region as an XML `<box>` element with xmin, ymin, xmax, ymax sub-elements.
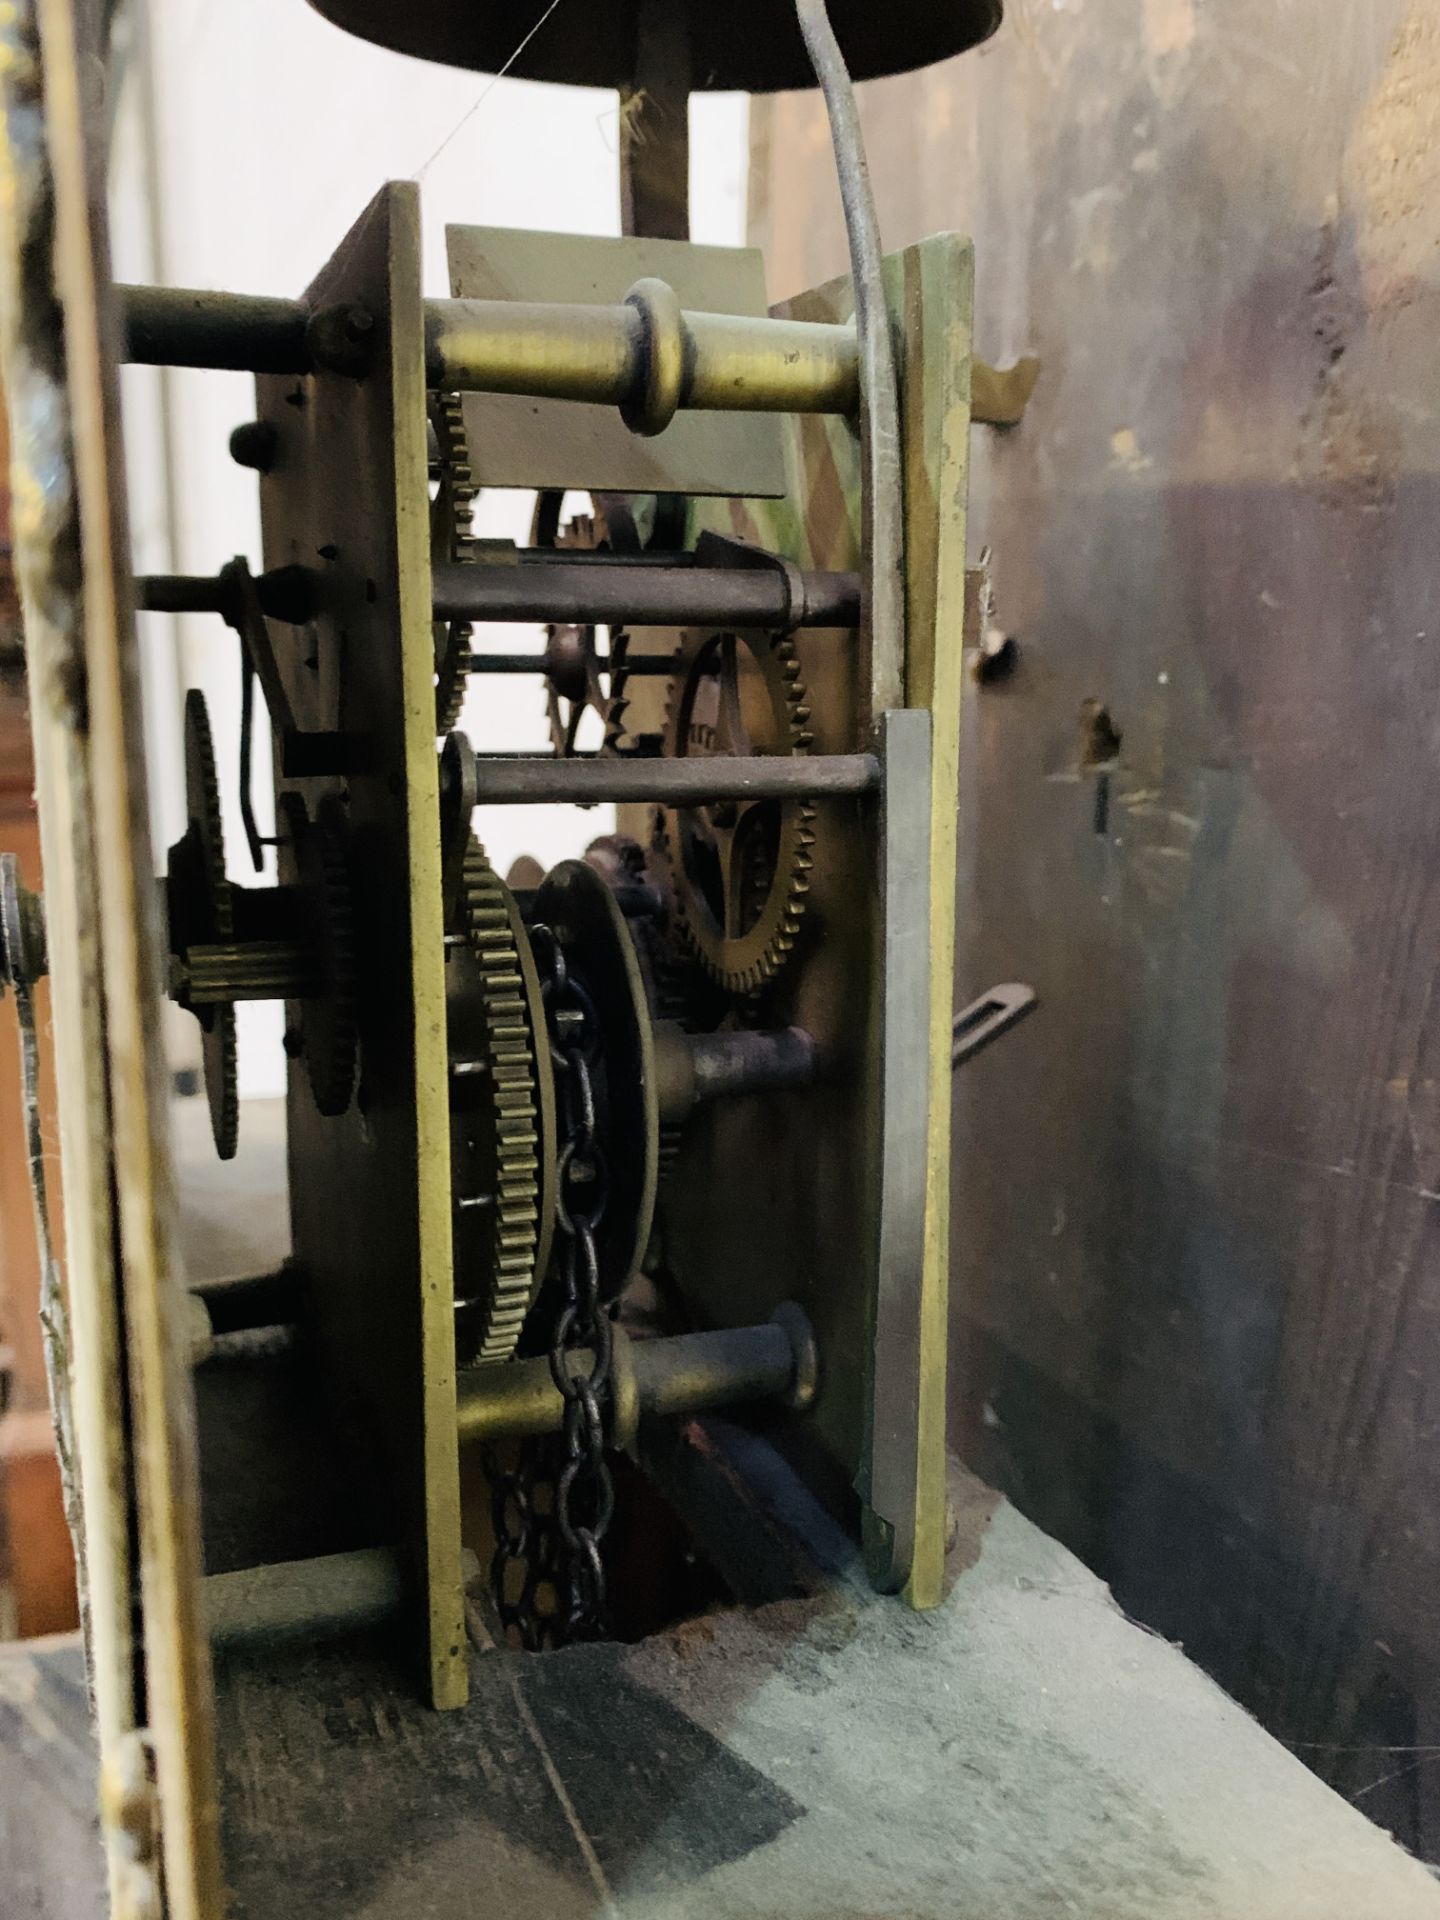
<box><xmin>0</xmin><ymin>1633</ymin><xmax>103</xmax><ymax>1920</ymax></box>
<box><xmin>15</xmin><ymin>1108</ymin><xmax>1440</xmax><ymax>1917</ymax></box>
<box><xmin>754</xmin><ymin>0</ymin><xmax>1440</xmax><ymax>1860</ymax></box>
<box><xmin>209</xmin><ymin>1469</ymin><xmax>1440</xmax><ymax>1920</ymax></box>
<box><xmin>13</xmin><ymin>1455</ymin><xmax>1440</xmax><ymax>1920</ymax></box>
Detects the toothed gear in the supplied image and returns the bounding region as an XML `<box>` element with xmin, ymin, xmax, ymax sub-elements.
<box><xmin>431</xmin><ymin>391</ymin><xmax>476</xmax><ymax>732</ymax></box>
<box><xmin>602</xmin><ymin>625</ymin><xmax>636</xmax><ymax>754</ymax></box>
<box><xmin>532</xmin><ymin>495</ymin><xmax>642</xmax><ymax>757</ymax></box>
<box><xmin>447</xmin><ymin>838</ymin><xmax>556</xmax><ymax>1367</ymax></box>
<box><xmin>659</xmin><ymin>629</ymin><xmax>816</xmax><ymax>996</ymax></box>
<box><xmin>168</xmin><ymin>689</ymin><xmax>239</xmax><ymax>1159</ymax></box>
<box><xmin>285</xmin><ymin>793</ymin><xmax>359</xmax><ymax>1118</ymax></box>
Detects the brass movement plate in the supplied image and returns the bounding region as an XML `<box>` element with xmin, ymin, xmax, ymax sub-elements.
<box><xmin>255</xmin><ymin>183</ymin><xmax>467</xmax><ymax>1709</ymax></box>
<box><xmin>624</xmin><ymin>235</ymin><xmax>974</xmax><ymax>1607</ymax></box>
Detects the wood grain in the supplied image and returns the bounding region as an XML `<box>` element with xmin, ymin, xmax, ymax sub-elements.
<box><xmin>754</xmin><ymin>0</ymin><xmax>1440</xmax><ymax>1860</ymax></box>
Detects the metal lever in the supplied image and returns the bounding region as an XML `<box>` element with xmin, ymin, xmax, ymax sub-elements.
<box><xmin>951</xmin><ymin>983</ymin><xmax>1038</xmax><ymax>1069</ymax></box>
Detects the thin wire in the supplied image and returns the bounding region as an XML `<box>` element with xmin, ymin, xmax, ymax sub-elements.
<box><xmin>411</xmin><ymin>0</ymin><xmax>565</xmax><ymax>181</ymax></box>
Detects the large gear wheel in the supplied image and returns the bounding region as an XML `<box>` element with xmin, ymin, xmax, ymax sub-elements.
<box><xmin>447</xmin><ymin>837</ymin><xmax>556</xmax><ymax>1367</ymax></box>
<box><xmin>659</xmin><ymin>629</ymin><xmax>816</xmax><ymax>996</ymax></box>
<box><xmin>166</xmin><ymin>689</ymin><xmax>239</xmax><ymax>1159</ymax></box>
<box><xmin>431</xmin><ymin>390</ymin><xmax>477</xmax><ymax>733</ymax></box>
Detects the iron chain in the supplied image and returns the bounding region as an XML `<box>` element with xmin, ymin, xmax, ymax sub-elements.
<box><xmin>487</xmin><ymin>920</ymin><xmax>617</xmax><ymax>1645</ymax></box>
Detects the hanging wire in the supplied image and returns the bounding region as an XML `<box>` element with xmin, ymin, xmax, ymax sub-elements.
<box><xmin>412</xmin><ymin>0</ymin><xmax>566</xmax><ymax>181</ymax></box>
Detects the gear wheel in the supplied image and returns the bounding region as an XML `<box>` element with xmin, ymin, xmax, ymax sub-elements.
<box><xmin>431</xmin><ymin>391</ymin><xmax>477</xmax><ymax>732</ymax></box>
<box><xmin>167</xmin><ymin>689</ymin><xmax>239</xmax><ymax>1159</ymax></box>
<box><xmin>283</xmin><ymin>792</ymin><xmax>358</xmax><ymax>1117</ymax></box>
<box><xmin>531</xmin><ymin>494</ymin><xmax>642</xmax><ymax>757</ymax></box>
<box><xmin>659</xmin><ymin>629</ymin><xmax>816</xmax><ymax>996</ymax></box>
<box><xmin>447</xmin><ymin>837</ymin><xmax>556</xmax><ymax>1367</ymax></box>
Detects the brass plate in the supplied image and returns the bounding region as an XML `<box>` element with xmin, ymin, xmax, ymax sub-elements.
<box><xmin>633</xmin><ymin>235</ymin><xmax>974</xmax><ymax>1607</ymax></box>
<box><xmin>446</xmin><ymin>227</ymin><xmax>785</xmax><ymax>498</ymax></box>
<box><xmin>256</xmin><ymin>183</ymin><xmax>466</xmax><ymax>1709</ymax></box>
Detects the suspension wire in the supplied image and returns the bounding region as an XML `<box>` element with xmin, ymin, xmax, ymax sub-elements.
<box><xmin>412</xmin><ymin>0</ymin><xmax>566</xmax><ymax>182</ymax></box>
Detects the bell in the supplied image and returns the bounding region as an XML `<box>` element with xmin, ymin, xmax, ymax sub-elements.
<box><xmin>304</xmin><ymin>0</ymin><xmax>1002</xmax><ymax>92</ymax></box>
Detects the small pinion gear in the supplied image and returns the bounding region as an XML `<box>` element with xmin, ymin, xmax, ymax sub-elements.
<box><xmin>447</xmin><ymin>837</ymin><xmax>556</xmax><ymax>1366</ymax></box>
<box><xmin>284</xmin><ymin>792</ymin><xmax>359</xmax><ymax>1118</ymax></box>
<box><xmin>659</xmin><ymin>629</ymin><xmax>816</xmax><ymax>996</ymax></box>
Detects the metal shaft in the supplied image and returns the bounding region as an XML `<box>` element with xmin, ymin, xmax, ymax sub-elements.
<box><xmin>121</xmin><ymin>284</ymin><xmax>311</xmax><ymax>373</ymax></box>
<box><xmin>139</xmin><ymin>565</ymin><xmax>316</xmax><ymax>625</ymax></box>
<box><xmin>118</xmin><ymin>282</ymin><xmax>861</xmax><ymax>422</ymax></box>
<box><xmin>656</xmin><ymin>1024</ymin><xmax>819</xmax><ymax>1124</ymax></box>
<box><xmin>432</xmin><ymin>559</ymin><xmax>859</xmax><ymax>629</ymax></box>
<box><xmin>468</xmin><ymin>652</ymin><xmax>675</xmax><ymax>678</ymax></box>
<box><xmin>471</xmin><ymin>753</ymin><xmax>879</xmax><ymax>806</ymax></box>
<box><xmin>205</xmin><ymin>1549</ymin><xmax>402</xmax><ymax>1649</ymax></box>
<box><xmin>191</xmin><ymin>1266</ymin><xmax>296</xmax><ymax>1336</ymax></box>
<box><xmin>425</xmin><ymin>291</ymin><xmax>858</xmax><ymax>425</ymax></box>
<box><xmin>140</xmin><ymin>559</ymin><xmax>858</xmax><ymax>633</ymax></box>
<box><xmin>117</xmin><ymin>283</ymin><xmax>1031</xmax><ymax>430</ymax></box>
<box><xmin>456</xmin><ymin>1316</ymin><xmax>815</xmax><ymax>1453</ymax></box>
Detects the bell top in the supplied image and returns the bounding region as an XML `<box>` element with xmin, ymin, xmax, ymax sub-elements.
<box><xmin>305</xmin><ymin>1</ymin><xmax>1002</xmax><ymax>93</ymax></box>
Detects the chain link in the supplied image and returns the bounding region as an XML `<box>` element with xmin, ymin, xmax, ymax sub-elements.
<box><xmin>487</xmin><ymin>1441</ymin><xmax>567</xmax><ymax>1650</ymax></box>
<box><xmin>486</xmin><ymin>921</ymin><xmax>617</xmax><ymax>1645</ymax></box>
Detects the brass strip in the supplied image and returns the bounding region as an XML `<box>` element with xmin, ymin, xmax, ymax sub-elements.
<box><xmin>899</xmin><ymin>235</ymin><xmax>976</xmax><ymax>1609</ymax></box>
<box><xmin>389</xmin><ymin>185</ymin><xmax>469</xmax><ymax>1711</ymax></box>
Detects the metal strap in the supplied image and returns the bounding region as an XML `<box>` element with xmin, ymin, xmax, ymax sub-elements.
<box><xmin>0</xmin><ymin>855</ymin><xmax>85</xmax><ymax>1593</ymax></box>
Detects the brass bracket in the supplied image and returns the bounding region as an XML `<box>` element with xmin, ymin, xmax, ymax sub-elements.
<box><xmin>971</xmin><ymin>355</ymin><xmax>1041</xmax><ymax>427</ymax></box>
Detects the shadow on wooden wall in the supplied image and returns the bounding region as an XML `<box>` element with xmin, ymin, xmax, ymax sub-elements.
<box><xmin>754</xmin><ymin>0</ymin><xmax>1440</xmax><ymax>1860</ymax></box>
